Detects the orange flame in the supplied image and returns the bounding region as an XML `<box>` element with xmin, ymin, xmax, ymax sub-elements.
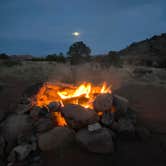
<box><xmin>34</xmin><ymin>82</ymin><xmax>111</xmax><ymax>109</ymax></box>
<box><xmin>33</xmin><ymin>82</ymin><xmax>111</xmax><ymax>126</ymax></box>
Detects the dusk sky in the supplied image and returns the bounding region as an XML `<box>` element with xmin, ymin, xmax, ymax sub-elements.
<box><xmin>0</xmin><ymin>0</ymin><xmax>166</xmax><ymax>56</ymax></box>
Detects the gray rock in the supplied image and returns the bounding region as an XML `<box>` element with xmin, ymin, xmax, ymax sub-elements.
<box><xmin>117</xmin><ymin>118</ymin><xmax>135</xmax><ymax>133</ymax></box>
<box><xmin>8</xmin><ymin>144</ymin><xmax>33</xmax><ymax>161</ymax></box>
<box><xmin>38</xmin><ymin>127</ymin><xmax>75</xmax><ymax>151</ymax></box>
<box><xmin>88</xmin><ymin>123</ymin><xmax>102</xmax><ymax>132</ymax></box>
<box><xmin>93</xmin><ymin>93</ymin><xmax>113</xmax><ymax>112</ymax></box>
<box><xmin>61</xmin><ymin>104</ymin><xmax>99</xmax><ymax>129</ymax></box>
<box><xmin>2</xmin><ymin>114</ymin><xmax>33</xmax><ymax>152</ymax></box>
<box><xmin>113</xmin><ymin>94</ymin><xmax>128</xmax><ymax>113</ymax></box>
<box><xmin>101</xmin><ymin>111</ymin><xmax>114</xmax><ymax>127</ymax></box>
<box><xmin>48</xmin><ymin>102</ymin><xmax>61</xmax><ymax>112</ymax></box>
<box><xmin>16</xmin><ymin>104</ymin><xmax>32</xmax><ymax>114</ymax></box>
<box><xmin>30</xmin><ymin>106</ymin><xmax>43</xmax><ymax>119</ymax></box>
<box><xmin>76</xmin><ymin>127</ymin><xmax>114</xmax><ymax>154</ymax></box>
<box><xmin>34</xmin><ymin>117</ymin><xmax>54</xmax><ymax>133</ymax></box>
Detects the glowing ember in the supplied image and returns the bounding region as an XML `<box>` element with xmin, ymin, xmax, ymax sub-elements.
<box><xmin>33</xmin><ymin>82</ymin><xmax>111</xmax><ymax>126</ymax></box>
<box><xmin>34</xmin><ymin>82</ymin><xmax>111</xmax><ymax>109</ymax></box>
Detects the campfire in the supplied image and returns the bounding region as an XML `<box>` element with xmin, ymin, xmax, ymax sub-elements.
<box><xmin>32</xmin><ymin>82</ymin><xmax>112</xmax><ymax>126</ymax></box>
<box><xmin>33</xmin><ymin>82</ymin><xmax>111</xmax><ymax>108</ymax></box>
<box><xmin>0</xmin><ymin>81</ymin><xmax>139</xmax><ymax>166</ymax></box>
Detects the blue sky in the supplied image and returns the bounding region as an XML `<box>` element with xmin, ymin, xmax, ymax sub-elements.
<box><xmin>0</xmin><ymin>0</ymin><xmax>166</xmax><ymax>55</ymax></box>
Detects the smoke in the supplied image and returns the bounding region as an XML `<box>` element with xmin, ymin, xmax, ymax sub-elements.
<box><xmin>48</xmin><ymin>62</ymin><xmax>131</xmax><ymax>90</ymax></box>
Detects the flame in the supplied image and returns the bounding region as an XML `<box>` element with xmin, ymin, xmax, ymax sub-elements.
<box><xmin>34</xmin><ymin>82</ymin><xmax>111</xmax><ymax>109</ymax></box>
<box><xmin>33</xmin><ymin>82</ymin><xmax>111</xmax><ymax>126</ymax></box>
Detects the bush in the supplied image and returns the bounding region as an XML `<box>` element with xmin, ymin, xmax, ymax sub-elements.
<box><xmin>0</xmin><ymin>53</ymin><xmax>9</xmax><ymax>59</ymax></box>
<box><xmin>2</xmin><ymin>60</ymin><xmax>22</xmax><ymax>67</ymax></box>
<box><xmin>107</xmin><ymin>52</ymin><xmax>123</xmax><ymax>67</ymax></box>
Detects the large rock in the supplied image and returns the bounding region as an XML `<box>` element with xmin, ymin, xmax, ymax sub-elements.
<box><xmin>61</xmin><ymin>104</ymin><xmax>99</xmax><ymax>129</ymax></box>
<box><xmin>93</xmin><ymin>93</ymin><xmax>113</xmax><ymax>112</ymax></box>
<box><xmin>33</xmin><ymin>117</ymin><xmax>54</xmax><ymax>133</ymax></box>
<box><xmin>38</xmin><ymin>127</ymin><xmax>75</xmax><ymax>151</ymax></box>
<box><xmin>76</xmin><ymin>127</ymin><xmax>114</xmax><ymax>154</ymax></box>
<box><xmin>2</xmin><ymin>114</ymin><xmax>33</xmax><ymax>152</ymax></box>
<box><xmin>8</xmin><ymin>144</ymin><xmax>33</xmax><ymax>162</ymax></box>
<box><xmin>101</xmin><ymin>111</ymin><xmax>114</xmax><ymax>127</ymax></box>
<box><xmin>113</xmin><ymin>95</ymin><xmax>128</xmax><ymax>113</ymax></box>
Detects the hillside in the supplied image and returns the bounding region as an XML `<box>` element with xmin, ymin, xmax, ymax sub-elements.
<box><xmin>119</xmin><ymin>33</ymin><xmax>166</xmax><ymax>67</ymax></box>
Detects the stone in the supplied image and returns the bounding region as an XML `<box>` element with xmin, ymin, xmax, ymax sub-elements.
<box><xmin>16</xmin><ymin>104</ymin><xmax>32</xmax><ymax>114</ymax></box>
<box><xmin>101</xmin><ymin>111</ymin><xmax>114</xmax><ymax>127</ymax></box>
<box><xmin>113</xmin><ymin>94</ymin><xmax>128</xmax><ymax>113</ymax></box>
<box><xmin>93</xmin><ymin>93</ymin><xmax>113</xmax><ymax>112</ymax></box>
<box><xmin>34</xmin><ymin>117</ymin><xmax>54</xmax><ymax>133</ymax></box>
<box><xmin>30</xmin><ymin>106</ymin><xmax>43</xmax><ymax>119</ymax></box>
<box><xmin>48</xmin><ymin>102</ymin><xmax>61</xmax><ymax>112</ymax></box>
<box><xmin>38</xmin><ymin>127</ymin><xmax>75</xmax><ymax>151</ymax></box>
<box><xmin>88</xmin><ymin>123</ymin><xmax>102</xmax><ymax>132</ymax></box>
<box><xmin>61</xmin><ymin>104</ymin><xmax>99</xmax><ymax>129</ymax></box>
<box><xmin>117</xmin><ymin>118</ymin><xmax>135</xmax><ymax>133</ymax></box>
<box><xmin>8</xmin><ymin>144</ymin><xmax>33</xmax><ymax>161</ymax></box>
<box><xmin>2</xmin><ymin>114</ymin><xmax>33</xmax><ymax>152</ymax></box>
<box><xmin>76</xmin><ymin>127</ymin><xmax>114</xmax><ymax>154</ymax></box>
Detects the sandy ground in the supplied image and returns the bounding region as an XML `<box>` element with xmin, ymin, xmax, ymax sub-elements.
<box><xmin>0</xmin><ymin>62</ymin><xmax>166</xmax><ymax>165</ymax></box>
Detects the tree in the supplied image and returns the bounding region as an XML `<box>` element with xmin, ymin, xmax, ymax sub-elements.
<box><xmin>67</xmin><ymin>41</ymin><xmax>91</xmax><ymax>64</ymax></box>
<box><xmin>0</xmin><ymin>53</ymin><xmax>9</xmax><ymax>59</ymax></box>
<box><xmin>107</xmin><ymin>51</ymin><xmax>123</xmax><ymax>67</ymax></box>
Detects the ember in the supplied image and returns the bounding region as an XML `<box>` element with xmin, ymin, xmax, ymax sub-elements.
<box><xmin>32</xmin><ymin>82</ymin><xmax>111</xmax><ymax>127</ymax></box>
<box><xmin>33</xmin><ymin>82</ymin><xmax>111</xmax><ymax>109</ymax></box>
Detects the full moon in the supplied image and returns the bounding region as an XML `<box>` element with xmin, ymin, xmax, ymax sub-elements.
<box><xmin>72</xmin><ymin>32</ymin><xmax>80</xmax><ymax>37</ymax></box>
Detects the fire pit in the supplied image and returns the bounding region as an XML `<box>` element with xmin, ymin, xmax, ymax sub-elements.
<box><xmin>1</xmin><ymin>81</ymin><xmax>143</xmax><ymax>166</ymax></box>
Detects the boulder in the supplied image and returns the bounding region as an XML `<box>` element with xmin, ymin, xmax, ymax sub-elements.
<box><xmin>113</xmin><ymin>95</ymin><xmax>129</xmax><ymax>114</ymax></box>
<box><xmin>2</xmin><ymin>114</ymin><xmax>33</xmax><ymax>152</ymax></box>
<box><xmin>76</xmin><ymin>127</ymin><xmax>114</xmax><ymax>154</ymax></box>
<box><xmin>30</xmin><ymin>106</ymin><xmax>43</xmax><ymax>119</ymax></box>
<box><xmin>8</xmin><ymin>144</ymin><xmax>33</xmax><ymax>162</ymax></box>
<box><xmin>38</xmin><ymin>127</ymin><xmax>75</xmax><ymax>151</ymax></box>
<box><xmin>93</xmin><ymin>93</ymin><xmax>113</xmax><ymax>112</ymax></box>
<box><xmin>116</xmin><ymin>118</ymin><xmax>135</xmax><ymax>133</ymax></box>
<box><xmin>33</xmin><ymin>117</ymin><xmax>54</xmax><ymax>133</ymax></box>
<box><xmin>101</xmin><ymin>111</ymin><xmax>114</xmax><ymax>127</ymax></box>
<box><xmin>61</xmin><ymin>104</ymin><xmax>99</xmax><ymax>129</ymax></box>
<box><xmin>88</xmin><ymin>123</ymin><xmax>102</xmax><ymax>132</ymax></box>
<box><xmin>48</xmin><ymin>102</ymin><xmax>61</xmax><ymax>112</ymax></box>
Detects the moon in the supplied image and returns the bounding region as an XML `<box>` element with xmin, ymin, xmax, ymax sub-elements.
<box><xmin>72</xmin><ymin>32</ymin><xmax>80</xmax><ymax>37</ymax></box>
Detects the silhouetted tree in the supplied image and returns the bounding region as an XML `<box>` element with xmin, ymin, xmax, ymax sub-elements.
<box><xmin>0</xmin><ymin>53</ymin><xmax>9</xmax><ymax>59</ymax></box>
<box><xmin>67</xmin><ymin>41</ymin><xmax>91</xmax><ymax>64</ymax></box>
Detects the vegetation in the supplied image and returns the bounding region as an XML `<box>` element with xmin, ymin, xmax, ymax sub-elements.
<box><xmin>67</xmin><ymin>41</ymin><xmax>91</xmax><ymax>64</ymax></box>
<box><xmin>107</xmin><ymin>51</ymin><xmax>123</xmax><ymax>67</ymax></box>
<box><xmin>46</xmin><ymin>53</ymin><xmax>66</xmax><ymax>63</ymax></box>
<box><xmin>0</xmin><ymin>53</ymin><xmax>9</xmax><ymax>59</ymax></box>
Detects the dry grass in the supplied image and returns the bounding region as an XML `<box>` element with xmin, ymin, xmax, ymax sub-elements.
<box><xmin>0</xmin><ymin>61</ymin><xmax>166</xmax><ymax>91</ymax></box>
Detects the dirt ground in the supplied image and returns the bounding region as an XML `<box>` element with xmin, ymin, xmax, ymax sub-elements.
<box><xmin>0</xmin><ymin>62</ymin><xmax>166</xmax><ymax>166</ymax></box>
